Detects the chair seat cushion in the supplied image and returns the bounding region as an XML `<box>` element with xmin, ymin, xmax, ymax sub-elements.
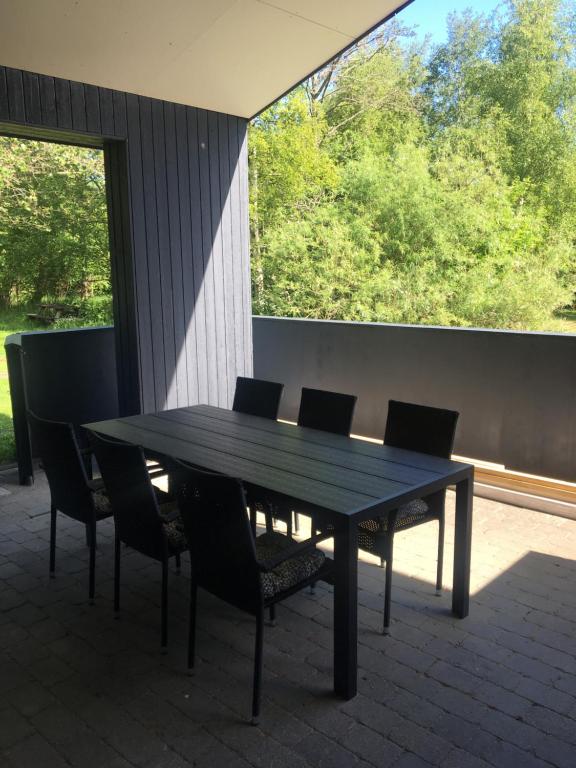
<box><xmin>162</xmin><ymin>518</ymin><xmax>188</xmax><ymax>552</ymax></box>
<box><xmin>256</xmin><ymin>532</ymin><xmax>325</xmax><ymax>600</ymax></box>
<box><xmin>395</xmin><ymin>498</ymin><xmax>430</xmax><ymax>529</ymax></box>
<box><xmin>91</xmin><ymin>489</ymin><xmax>113</xmax><ymax>519</ymax></box>
<box><xmin>159</xmin><ymin>501</ymin><xmax>188</xmax><ymax>552</ymax></box>
<box><xmin>358</xmin><ymin>498</ymin><xmax>431</xmax><ymax>544</ymax></box>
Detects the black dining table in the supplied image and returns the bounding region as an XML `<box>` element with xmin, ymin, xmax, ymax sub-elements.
<box><xmin>86</xmin><ymin>404</ymin><xmax>474</xmax><ymax>700</ymax></box>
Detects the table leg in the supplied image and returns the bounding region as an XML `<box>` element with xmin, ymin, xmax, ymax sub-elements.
<box><xmin>452</xmin><ymin>471</ymin><xmax>473</xmax><ymax>618</ymax></box>
<box><xmin>333</xmin><ymin>519</ymin><xmax>358</xmax><ymax>699</ymax></box>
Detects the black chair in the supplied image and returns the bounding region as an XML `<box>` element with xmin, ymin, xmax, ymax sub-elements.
<box><xmin>27</xmin><ymin>411</ymin><xmax>113</xmax><ymax>603</ymax></box>
<box><xmin>233</xmin><ymin>376</ymin><xmax>284</xmax><ymax>420</ymax></box>
<box><xmin>357</xmin><ymin>400</ymin><xmax>459</xmax><ymax>634</ymax></box>
<box><xmin>175</xmin><ymin>464</ymin><xmax>333</xmax><ymax>725</ymax></box>
<box><xmin>233</xmin><ymin>377</ymin><xmax>284</xmax><ymax>532</ymax></box>
<box><xmin>265</xmin><ymin>387</ymin><xmax>357</xmax><ymax>535</ymax></box>
<box><xmin>298</xmin><ymin>387</ymin><xmax>357</xmax><ymax>436</ymax></box>
<box><xmin>88</xmin><ymin>432</ymin><xmax>187</xmax><ymax>651</ymax></box>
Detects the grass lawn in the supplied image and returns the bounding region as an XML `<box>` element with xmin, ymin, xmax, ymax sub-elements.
<box><xmin>555</xmin><ymin>309</ymin><xmax>576</xmax><ymax>333</ymax></box>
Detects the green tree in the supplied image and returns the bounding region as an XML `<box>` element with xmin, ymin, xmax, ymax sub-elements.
<box><xmin>249</xmin><ymin>93</ymin><xmax>339</xmax><ymax>312</ymax></box>
<box><xmin>249</xmin><ymin>0</ymin><xmax>576</xmax><ymax>330</ymax></box>
<box><xmin>0</xmin><ymin>137</ymin><xmax>110</xmax><ymax>306</ymax></box>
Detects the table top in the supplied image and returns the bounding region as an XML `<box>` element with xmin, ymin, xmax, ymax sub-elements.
<box><xmin>86</xmin><ymin>405</ymin><xmax>473</xmax><ymax>520</ymax></box>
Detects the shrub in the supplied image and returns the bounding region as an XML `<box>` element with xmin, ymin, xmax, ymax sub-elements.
<box><xmin>52</xmin><ymin>295</ymin><xmax>113</xmax><ymax>329</ymax></box>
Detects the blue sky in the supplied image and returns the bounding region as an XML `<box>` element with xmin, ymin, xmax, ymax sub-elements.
<box><xmin>397</xmin><ymin>0</ymin><xmax>502</xmax><ymax>44</ymax></box>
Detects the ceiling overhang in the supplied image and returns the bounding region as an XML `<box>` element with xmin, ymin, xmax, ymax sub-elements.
<box><xmin>0</xmin><ymin>0</ymin><xmax>413</xmax><ymax>119</ymax></box>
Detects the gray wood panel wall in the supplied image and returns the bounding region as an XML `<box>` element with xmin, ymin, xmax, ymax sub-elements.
<box><xmin>253</xmin><ymin>317</ymin><xmax>576</xmax><ymax>483</ymax></box>
<box><xmin>0</xmin><ymin>65</ymin><xmax>252</xmax><ymax>415</ymax></box>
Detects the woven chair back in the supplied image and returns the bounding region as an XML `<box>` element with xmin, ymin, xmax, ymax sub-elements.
<box><xmin>384</xmin><ymin>400</ymin><xmax>459</xmax><ymax>459</ymax></box>
<box><xmin>176</xmin><ymin>465</ymin><xmax>262</xmax><ymax>613</ymax></box>
<box><xmin>232</xmin><ymin>376</ymin><xmax>284</xmax><ymax>420</ymax></box>
<box><xmin>298</xmin><ymin>387</ymin><xmax>357</xmax><ymax>436</ymax></box>
<box><xmin>27</xmin><ymin>411</ymin><xmax>93</xmax><ymax>521</ymax></box>
<box><xmin>89</xmin><ymin>432</ymin><xmax>166</xmax><ymax>560</ymax></box>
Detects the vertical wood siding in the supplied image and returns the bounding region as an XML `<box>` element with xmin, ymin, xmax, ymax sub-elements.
<box><xmin>0</xmin><ymin>65</ymin><xmax>252</xmax><ymax>414</ymax></box>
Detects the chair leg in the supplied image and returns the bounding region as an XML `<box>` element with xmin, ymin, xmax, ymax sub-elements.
<box><xmin>293</xmin><ymin>513</ymin><xmax>300</xmax><ymax>534</ymax></box>
<box><xmin>252</xmin><ymin>609</ymin><xmax>264</xmax><ymax>725</ymax></box>
<box><xmin>49</xmin><ymin>505</ymin><xmax>57</xmax><ymax>578</ymax></box>
<box><xmin>175</xmin><ymin>552</ymin><xmax>181</xmax><ymax>573</ymax></box>
<box><xmin>114</xmin><ymin>531</ymin><xmax>121</xmax><ymax>615</ymax></box>
<box><xmin>268</xmin><ymin>604</ymin><xmax>276</xmax><ymax>626</ymax></box>
<box><xmin>161</xmin><ymin>556</ymin><xmax>168</xmax><ymax>653</ymax></box>
<box><xmin>287</xmin><ymin>513</ymin><xmax>293</xmax><ymax>537</ymax></box>
<box><xmin>436</xmin><ymin>512</ymin><xmax>445</xmax><ymax>595</ymax></box>
<box><xmin>249</xmin><ymin>506</ymin><xmax>257</xmax><ymax>535</ymax></box>
<box><xmin>187</xmin><ymin>574</ymin><xmax>197</xmax><ymax>674</ymax></box>
<box><xmin>383</xmin><ymin>535</ymin><xmax>394</xmax><ymax>635</ymax></box>
<box><xmin>265</xmin><ymin>507</ymin><xmax>274</xmax><ymax>534</ymax></box>
<box><xmin>309</xmin><ymin>517</ymin><xmax>318</xmax><ymax>594</ymax></box>
<box><xmin>88</xmin><ymin>518</ymin><xmax>96</xmax><ymax>605</ymax></box>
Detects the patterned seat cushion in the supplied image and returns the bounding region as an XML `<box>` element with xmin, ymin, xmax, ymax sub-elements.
<box><xmin>91</xmin><ymin>481</ymin><xmax>186</xmax><ymax>550</ymax></box>
<box><xmin>159</xmin><ymin>501</ymin><xmax>188</xmax><ymax>552</ymax></box>
<box><xmin>256</xmin><ymin>532</ymin><xmax>325</xmax><ymax>600</ymax></box>
<box><xmin>358</xmin><ymin>498</ymin><xmax>430</xmax><ymax>540</ymax></box>
<box><xmin>395</xmin><ymin>498</ymin><xmax>430</xmax><ymax>529</ymax></box>
<box><xmin>92</xmin><ymin>489</ymin><xmax>113</xmax><ymax>519</ymax></box>
<box><xmin>162</xmin><ymin>518</ymin><xmax>188</xmax><ymax>552</ymax></box>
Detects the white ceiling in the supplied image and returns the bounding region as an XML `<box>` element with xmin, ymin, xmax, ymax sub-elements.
<box><xmin>0</xmin><ymin>0</ymin><xmax>411</xmax><ymax>118</ymax></box>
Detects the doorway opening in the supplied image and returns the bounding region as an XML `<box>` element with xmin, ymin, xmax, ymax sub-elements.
<box><xmin>0</xmin><ymin>133</ymin><xmax>113</xmax><ymax>463</ymax></box>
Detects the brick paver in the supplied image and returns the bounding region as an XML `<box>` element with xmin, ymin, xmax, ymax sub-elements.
<box><xmin>0</xmin><ymin>466</ymin><xmax>575</xmax><ymax>767</ymax></box>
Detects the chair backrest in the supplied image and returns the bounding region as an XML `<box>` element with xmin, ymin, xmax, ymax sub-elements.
<box><xmin>88</xmin><ymin>431</ymin><xmax>166</xmax><ymax>560</ymax></box>
<box><xmin>175</xmin><ymin>465</ymin><xmax>262</xmax><ymax>613</ymax></box>
<box><xmin>384</xmin><ymin>400</ymin><xmax>459</xmax><ymax>459</ymax></box>
<box><xmin>27</xmin><ymin>410</ymin><xmax>93</xmax><ymax>520</ymax></box>
<box><xmin>232</xmin><ymin>376</ymin><xmax>284</xmax><ymax>420</ymax></box>
<box><xmin>297</xmin><ymin>387</ymin><xmax>357</xmax><ymax>436</ymax></box>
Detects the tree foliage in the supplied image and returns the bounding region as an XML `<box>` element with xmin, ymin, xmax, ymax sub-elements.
<box><xmin>0</xmin><ymin>137</ymin><xmax>109</xmax><ymax>306</ymax></box>
<box><xmin>250</xmin><ymin>0</ymin><xmax>576</xmax><ymax>330</ymax></box>
<box><xmin>0</xmin><ymin>0</ymin><xmax>573</xmax><ymax>334</ymax></box>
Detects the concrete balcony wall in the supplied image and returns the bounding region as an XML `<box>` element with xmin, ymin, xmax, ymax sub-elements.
<box><xmin>253</xmin><ymin>316</ymin><xmax>576</xmax><ymax>483</ymax></box>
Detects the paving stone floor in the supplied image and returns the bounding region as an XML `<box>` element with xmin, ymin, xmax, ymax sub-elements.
<box><xmin>1</xmin><ymin>465</ymin><xmax>575</xmax><ymax>768</ymax></box>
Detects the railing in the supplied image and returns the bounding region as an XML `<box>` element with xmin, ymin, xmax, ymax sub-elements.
<box><xmin>253</xmin><ymin>317</ymin><xmax>576</xmax><ymax>486</ymax></box>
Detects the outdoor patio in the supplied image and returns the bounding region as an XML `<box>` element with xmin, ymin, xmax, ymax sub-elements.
<box><xmin>1</xmin><ymin>466</ymin><xmax>574</xmax><ymax>768</ymax></box>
